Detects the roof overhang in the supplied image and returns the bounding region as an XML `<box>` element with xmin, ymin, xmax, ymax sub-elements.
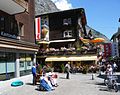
<box><xmin>50</xmin><ymin>39</ymin><xmax>76</xmax><ymax>43</ymax></box>
<box><xmin>0</xmin><ymin>43</ymin><xmax>38</xmax><ymax>52</ymax></box>
<box><xmin>45</xmin><ymin>55</ymin><xmax>97</xmax><ymax>62</ymax></box>
<box><xmin>0</xmin><ymin>0</ymin><xmax>25</xmax><ymax>15</ymax></box>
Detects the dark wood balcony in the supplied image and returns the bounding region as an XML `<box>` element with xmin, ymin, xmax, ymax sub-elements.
<box><xmin>37</xmin><ymin>47</ymin><xmax>98</xmax><ymax>57</ymax></box>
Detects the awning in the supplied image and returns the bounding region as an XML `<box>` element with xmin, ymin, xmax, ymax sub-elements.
<box><xmin>45</xmin><ymin>55</ymin><xmax>97</xmax><ymax>62</ymax></box>
<box><xmin>50</xmin><ymin>39</ymin><xmax>75</xmax><ymax>43</ymax></box>
<box><xmin>0</xmin><ymin>0</ymin><xmax>26</xmax><ymax>15</ymax></box>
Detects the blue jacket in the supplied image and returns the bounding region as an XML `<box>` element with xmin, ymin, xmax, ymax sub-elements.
<box><xmin>32</xmin><ymin>66</ymin><xmax>36</xmax><ymax>76</ymax></box>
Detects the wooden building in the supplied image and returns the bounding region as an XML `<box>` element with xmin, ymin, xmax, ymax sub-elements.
<box><xmin>35</xmin><ymin>8</ymin><xmax>98</xmax><ymax>72</ymax></box>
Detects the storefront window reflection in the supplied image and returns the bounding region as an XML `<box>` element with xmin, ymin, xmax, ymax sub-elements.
<box><xmin>20</xmin><ymin>53</ymin><xmax>33</xmax><ymax>76</ymax></box>
<box><xmin>0</xmin><ymin>52</ymin><xmax>15</xmax><ymax>80</ymax></box>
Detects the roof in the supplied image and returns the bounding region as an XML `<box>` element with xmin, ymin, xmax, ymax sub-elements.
<box><xmin>111</xmin><ymin>27</ymin><xmax>120</xmax><ymax>40</ymax></box>
<box><xmin>35</xmin><ymin>8</ymin><xmax>85</xmax><ymax>17</ymax></box>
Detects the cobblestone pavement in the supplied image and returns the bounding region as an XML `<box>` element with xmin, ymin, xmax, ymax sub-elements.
<box><xmin>0</xmin><ymin>73</ymin><xmax>120</xmax><ymax>95</ymax></box>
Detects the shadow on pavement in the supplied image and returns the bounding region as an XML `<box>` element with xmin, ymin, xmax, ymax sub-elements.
<box><xmin>99</xmin><ymin>88</ymin><xmax>109</xmax><ymax>92</ymax></box>
<box><xmin>35</xmin><ymin>88</ymin><xmax>46</xmax><ymax>92</ymax></box>
<box><xmin>59</xmin><ymin>77</ymin><xmax>67</xmax><ymax>79</ymax></box>
<box><xmin>97</xmin><ymin>74</ymin><xmax>120</xmax><ymax>83</ymax></box>
<box><xmin>97</xmin><ymin>83</ymin><xmax>120</xmax><ymax>92</ymax></box>
<box><xmin>98</xmin><ymin>85</ymin><xmax>108</xmax><ymax>92</ymax></box>
<box><xmin>95</xmin><ymin>82</ymin><xmax>105</xmax><ymax>86</ymax></box>
<box><xmin>97</xmin><ymin>74</ymin><xmax>120</xmax><ymax>92</ymax></box>
<box><xmin>26</xmin><ymin>83</ymin><xmax>40</xmax><ymax>86</ymax></box>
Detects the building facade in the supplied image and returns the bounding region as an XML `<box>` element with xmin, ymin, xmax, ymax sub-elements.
<box><xmin>111</xmin><ymin>42</ymin><xmax>119</xmax><ymax>57</ymax></box>
<box><xmin>110</xmin><ymin>28</ymin><xmax>120</xmax><ymax>71</ymax></box>
<box><xmin>111</xmin><ymin>28</ymin><xmax>120</xmax><ymax>56</ymax></box>
<box><xmin>0</xmin><ymin>0</ymin><xmax>38</xmax><ymax>81</ymax></box>
<box><xmin>103</xmin><ymin>43</ymin><xmax>112</xmax><ymax>58</ymax></box>
<box><xmin>35</xmin><ymin>8</ymin><xmax>98</xmax><ymax>72</ymax></box>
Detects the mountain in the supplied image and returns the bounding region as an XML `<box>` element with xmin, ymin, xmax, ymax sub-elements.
<box><xmin>35</xmin><ymin>0</ymin><xmax>110</xmax><ymax>42</ymax></box>
<box><xmin>86</xmin><ymin>26</ymin><xmax>110</xmax><ymax>42</ymax></box>
<box><xmin>35</xmin><ymin>0</ymin><xmax>59</xmax><ymax>16</ymax></box>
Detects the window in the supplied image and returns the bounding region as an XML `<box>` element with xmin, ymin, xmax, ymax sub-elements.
<box><xmin>68</xmin><ymin>18</ymin><xmax>71</xmax><ymax>24</ymax></box>
<box><xmin>63</xmin><ymin>30</ymin><xmax>72</xmax><ymax>38</ymax></box>
<box><xmin>63</xmin><ymin>18</ymin><xmax>71</xmax><ymax>25</ymax></box>
<box><xmin>27</xmin><ymin>61</ymin><xmax>31</xmax><ymax>66</ymax></box>
<box><xmin>10</xmin><ymin>19</ymin><xmax>18</xmax><ymax>35</ymax></box>
<box><xmin>20</xmin><ymin>62</ymin><xmax>24</xmax><ymax>68</ymax></box>
<box><xmin>41</xmin><ymin>16</ymin><xmax>49</xmax><ymax>26</ymax></box>
<box><xmin>19</xmin><ymin>22</ymin><xmax>24</xmax><ymax>36</ymax></box>
<box><xmin>0</xmin><ymin>17</ymin><xmax>5</xmax><ymax>32</ymax></box>
<box><xmin>10</xmin><ymin>21</ymin><xmax>14</xmax><ymax>33</ymax></box>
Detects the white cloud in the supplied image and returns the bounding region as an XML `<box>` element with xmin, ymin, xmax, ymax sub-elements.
<box><xmin>51</xmin><ymin>0</ymin><xmax>73</xmax><ymax>10</ymax></box>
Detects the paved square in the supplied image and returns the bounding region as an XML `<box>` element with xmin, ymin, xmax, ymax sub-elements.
<box><xmin>0</xmin><ymin>73</ymin><xmax>120</xmax><ymax>95</ymax></box>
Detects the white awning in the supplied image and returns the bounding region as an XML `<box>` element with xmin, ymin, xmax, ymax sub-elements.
<box><xmin>0</xmin><ymin>0</ymin><xmax>26</xmax><ymax>15</ymax></box>
<box><xmin>50</xmin><ymin>39</ymin><xmax>75</xmax><ymax>43</ymax></box>
<box><xmin>45</xmin><ymin>55</ymin><xmax>97</xmax><ymax>62</ymax></box>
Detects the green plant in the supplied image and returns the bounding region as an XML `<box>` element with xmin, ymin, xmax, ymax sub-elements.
<box><xmin>82</xmin><ymin>66</ymin><xmax>88</xmax><ymax>74</ymax></box>
<box><xmin>61</xmin><ymin>64</ymin><xmax>65</xmax><ymax>73</ymax></box>
<box><xmin>46</xmin><ymin>66</ymin><xmax>52</xmax><ymax>72</ymax></box>
<box><xmin>36</xmin><ymin>64</ymin><xmax>42</xmax><ymax>74</ymax></box>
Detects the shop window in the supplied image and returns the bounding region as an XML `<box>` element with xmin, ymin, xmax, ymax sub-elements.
<box><xmin>63</xmin><ymin>30</ymin><xmax>72</xmax><ymax>38</ymax></box>
<box><xmin>0</xmin><ymin>52</ymin><xmax>16</xmax><ymax>80</ymax></box>
<box><xmin>20</xmin><ymin>62</ymin><xmax>24</xmax><ymax>68</ymax></box>
<box><xmin>27</xmin><ymin>61</ymin><xmax>31</xmax><ymax>66</ymax></box>
<box><xmin>0</xmin><ymin>17</ymin><xmax>5</xmax><ymax>32</ymax></box>
<box><xmin>0</xmin><ymin>63</ymin><xmax>5</xmax><ymax>74</ymax></box>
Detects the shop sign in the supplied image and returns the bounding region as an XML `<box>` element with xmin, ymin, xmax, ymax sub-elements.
<box><xmin>1</xmin><ymin>31</ymin><xmax>17</xmax><ymax>39</ymax></box>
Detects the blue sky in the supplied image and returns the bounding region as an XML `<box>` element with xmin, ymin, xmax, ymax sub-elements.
<box><xmin>51</xmin><ymin>0</ymin><xmax>120</xmax><ymax>39</ymax></box>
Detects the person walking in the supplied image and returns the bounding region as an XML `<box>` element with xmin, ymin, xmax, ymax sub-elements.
<box><xmin>112</xmin><ymin>62</ymin><xmax>117</xmax><ymax>73</ymax></box>
<box><xmin>65</xmin><ymin>62</ymin><xmax>71</xmax><ymax>79</ymax></box>
<box><xmin>32</xmin><ymin>63</ymin><xmax>37</xmax><ymax>85</ymax></box>
<box><xmin>105</xmin><ymin>64</ymin><xmax>113</xmax><ymax>79</ymax></box>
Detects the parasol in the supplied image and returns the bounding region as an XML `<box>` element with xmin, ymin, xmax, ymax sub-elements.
<box><xmin>90</xmin><ymin>38</ymin><xmax>105</xmax><ymax>43</ymax></box>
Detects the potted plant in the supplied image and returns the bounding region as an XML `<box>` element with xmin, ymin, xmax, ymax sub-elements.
<box><xmin>61</xmin><ymin>64</ymin><xmax>65</xmax><ymax>73</ymax></box>
<box><xmin>82</xmin><ymin>66</ymin><xmax>88</xmax><ymax>74</ymax></box>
